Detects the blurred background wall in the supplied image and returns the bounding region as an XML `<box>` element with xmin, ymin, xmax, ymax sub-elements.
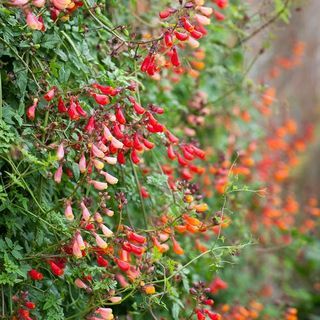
<box><xmin>248</xmin><ymin>0</ymin><xmax>320</xmax><ymax>201</ymax></box>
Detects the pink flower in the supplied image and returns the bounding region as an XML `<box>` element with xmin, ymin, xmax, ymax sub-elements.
<box><xmin>97</xmin><ymin>141</ymin><xmax>108</xmax><ymax>153</ymax></box>
<box><xmin>74</xmin><ymin>278</ymin><xmax>88</xmax><ymax>289</ymax></box>
<box><xmin>104</xmin><ymin>157</ymin><xmax>117</xmax><ymax>165</ymax></box>
<box><xmin>111</xmin><ymin>137</ymin><xmax>123</xmax><ymax>149</ymax></box>
<box><xmin>100</xmin><ymin>171</ymin><xmax>118</xmax><ymax>185</ymax></box>
<box><xmin>75</xmin><ymin>231</ymin><xmax>85</xmax><ymax>250</ymax></box>
<box><xmin>95</xmin><ymin>234</ymin><xmax>108</xmax><ymax>249</ymax></box>
<box><xmin>64</xmin><ymin>202</ymin><xmax>74</xmax><ymax>221</ymax></box>
<box><xmin>80</xmin><ymin>201</ymin><xmax>90</xmax><ymax>221</ymax></box>
<box><xmin>26</xmin><ymin>98</ymin><xmax>38</xmax><ymax>120</ymax></box>
<box><xmin>100</xmin><ymin>224</ymin><xmax>113</xmax><ymax>238</ymax></box>
<box><xmin>54</xmin><ymin>165</ymin><xmax>63</xmax><ymax>183</ymax></box>
<box><xmin>197</xmin><ymin>6</ymin><xmax>213</xmax><ymax>16</ymax></box>
<box><xmin>93</xmin><ymin>159</ymin><xmax>104</xmax><ymax>170</ymax></box>
<box><xmin>90</xmin><ymin>180</ymin><xmax>108</xmax><ymax>190</ymax></box>
<box><xmin>51</xmin><ymin>0</ymin><xmax>71</xmax><ymax>10</ymax></box>
<box><xmin>32</xmin><ymin>0</ymin><xmax>45</xmax><ymax>7</ymax></box>
<box><xmin>103</xmin><ymin>208</ymin><xmax>114</xmax><ymax>217</ymax></box>
<box><xmin>72</xmin><ymin>240</ymin><xmax>82</xmax><ymax>258</ymax></box>
<box><xmin>26</xmin><ymin>11</ymin><xmax>43</xmax><ymax>30</ymax></box>
<box><xmin>103</xmin><ymin>125</ymin><xmax>113</xmax><ymax>141</ymax></box>
<box><xmin>57</xmin><ymin>143</ymin><xmax>65</xmax><ymax>160</ymax></box>
<box><xmin>94</xmin><ymin>212</ymin><xmax>103</xmax><ymax>224</ymax></box>
<box><xmin>92</xmin><ymin>144</ymin><xmax>105</xmax><ymax>158</ymax></box>
<box><xmin>109</xmin><ymin>296</ymin><xmax>121</xmax><ymax>303</ymax></box>
<box><xmin>195</xmin><ymin>13</ymin><xmax>211</xmax><ymax>25</ymax></box>
<box><xmin>95</xmin><ymin>308</ymin><xmax>113</xmax><ymax>319</ymax></box>
<box><xmin>11</xmin><ymin>0</ymin><xmax>28</xmax><ymax>6</ymax></box>
<box><xmin>78</xmin><ymin>154</ymin><xmax>86</xmax><ymax>173</ymax></box>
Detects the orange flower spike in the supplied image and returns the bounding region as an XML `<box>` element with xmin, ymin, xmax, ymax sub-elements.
<box><xmin>194</xmin><ymin>203</ymin><xmax>209</xmax><ymax>213</ymax></box>
<box><xmin>174</xmin><ymin>225</ymin><xmax>187</xmax><ymax>233</ymax></box>
<box><xmin>172</xmin><ymin>237</ymin><xmax>184</xmax><ymax>255</ymax></box>
<box><xmin>182</xmin><ymin>214</ymin><xmax>201</xmax><ymax>226</ymax></box>
<box><xmin>152</xmin><ymin>237</ymin><xmax>167</xmax><ymax>253</ymax></box>
<box><xmin>186</xmin><ymin>224</ymin><xmax>199</xmax><ymax>233</ymax></box>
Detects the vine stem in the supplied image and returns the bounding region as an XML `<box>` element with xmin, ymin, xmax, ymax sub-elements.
<box><xmin>83</xmin><ymin>0</ymin><xmax>127</xmax><ymax>43</ymax></box>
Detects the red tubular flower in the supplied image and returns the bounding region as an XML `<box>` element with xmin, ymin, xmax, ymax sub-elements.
<box><xmin>170</xmin><ymin>47</ymin><xmax>180</xmax><ymax>67</ymax></box>
<box><xmin>25</xmin><ymin>301</ymin><xmax>36</xmax><ymax>309</ymax></box>
<box><xmin>181</xmin><ymin>17</ymin><xmax>194</xmax><ymax>32</ymax></box>
<box><xmin>128</xmin><ymin>243</ymin><xmax>144</xmax><ymax>255</ymax></box>
<box><xmin>196</xmin><ymin>309</ymin><xmax>206</xmax><ymax>320</ymax></box>
<box><xmin>181</xmin><ymin>146</ymin><xmax>194</xmax><ymax>160</ymax></box>
<box><xmin>166</xmin><ymin>130</ymin><xmax>179</xmax><ymax>144</ymax></box>
<box><xmin>177</xmin><ymin>153</ymin><xmax>188</xmax><ymax>166</ymax></box>
<box><xmin>93</xmin><ymin>83</ymin><xmax>119</xmax><ymax>96</ymax></box>
<box><xmin>75</xmin><ymin>101</ymin><xmax>87</xmax><ymax>117</ymax></box>
<box><xmin>195</xmin><ymin>24</ymin><xmax>208</xmax><ymax>36</ymax></box>
<box><xmin>127</xmin><ymin>231</ymin><xmax>146</xmax><ymax>244</ymax></box>
<box><xmin>215</xmin><ymin>0</ymin><xmax>228</xmax><ymax>9</ymax></box>
<box><xmin>181</xmin><ymin>168</ymin><xmax>193</xmax><ymax>180</ymax></box>
<box><xmin>141</xmin><ymin>54</ymin><xmax>154</xmax><ymax>72</ymax></box>
<box><xmin>117</xmin><ymin>151</ymin><xmax>126</xmax><ymax>164</ymax></box>
<box><xmin>147</xmin><ymin>62</ymin><xmax>156</xmax><ymax>76</ymax></box>
<box><xmin>190</xmin><ymin>29</ymin><xmax>203</xmax><ymax>40</ymax></box>
<box><xmin>68</xmin><ymin>98</ymin><xmax>80</xmax><ymax>120</ymax></box>
<box><xmin>49</xmin><ymin>260</ymin><xmax>64</xmax><ymax>276</ymax></box>
<box><xmin>115</xmin><ymin>107</ymin><xmax>126</xmax><ymax>124</ymax></box>
<box><xmin>159</xmin><ymin>8</ymin><xmax>171</xmax><ymax>19</ymax></box>
<box><xmin>50</xmin><ymin>8</ymin><xmax>60</xmax><ymax>21</ymax></box>
<box><xmin>175</xmin><ymin>31</ymin><xmax>189</xmax><ymax>41</ymax></box>
<box><xmin>152</xmin><ymin>106</ymin><xmax>164</xmax><ymax>114</ymax></box>
<box><xmin>113</xmin><ymin>123</ymin><xmax>124</xmax><ymax>139</ymax></box>
<box><xmin>204</xmin><ymin>299</ymin><xmax>214</xmax><ymax>306</ymax></box>
<box><xmin>167</xmin><ymin>145</ymin><xmax>176</xmax><ymax>160</ymax></box>
<box><xmin>146</xmin><ymin>111</ymin><xmax>158</xmax><ymax>126</ymax></box>
<box><xmin>140</xmin><ymin>186</ymin><xmax>149</xmax><ymax>198</ymax></box>
<box><xmin>84</xmin><ymin>116</ymin><xmax>95</xmax><ymax>134</ymax></box>
<box><xmin>92</xmin><ymin>93</ymin><xmax>110</xmax><ymax>105</ymax></box>
<box><xmin>18</xmin><ymin>309</ymin><xmax>30</xmax><ymax>319</ymax></box>
<box><xmin>129</xmin><ymin>96</ymin><xmax>145</xmax><ymax>115</ymax></box>
<box><xmin>58</xmin><ymin>97</ymin><xmax>67</xmax><ymax>113</ymax></box>
<box><xmin>122</xmin><ymin>241</ymin><xmax>132</xmax><ymax>252</ymax></box>
<box><xmin>164</xmin><ymin>31</ymin><xmax>173</xmax><ymax>47</ymax></box>
<box><xmin>28</xmin><ymin>269</ymin><xmax>43</xmax><ymax>281</ymax></box>
<box><xmin>26</xmin><ymin>98</ymin><xmax>38</xmax><ymax>120</ymax></box>
<box><xmin>97</xmin><ymin>255</ymin><xmax>109</xmax><ymax>267</ymax></box>
<box><xmin>214</xmin><ymin>10</ymin><xmax>225</xmax><ymax>21</ymax></box>
<box><xmin>142</xmin><ymin>138</ymin><xmax>154</xmax><ymax>149</ymax></box>
<box><xmin>133</xmin><ymin>133</ymin><xmax>143</xmax><ymax>151</ymax></box>
<box><xmin>131</xmin><ymin>149</ymin><xmax>140</xmax><ymax>164</ymax></box>
<box><xmin>192</xmin><ymin>145</ymin><xmax>206</xmax><ymax>159</ymax></box>
<box><xmin>44</xmin><ymin>87</ymin><xmax>56</xmax><ymax>101</ymax></box>
<box><xmin>172</xmin><ymin>237</ymin><xmax>184</xmax><ymax>255</ymax></box>
<box><xmin>204</xmin><ymin>310</ymin><xmax>220</xmax><ymax>320</ymax></box>
<box><xmin>115</xmin><ymin>258</ymin><xmax>130</xmax><ymax>271</ymax></box>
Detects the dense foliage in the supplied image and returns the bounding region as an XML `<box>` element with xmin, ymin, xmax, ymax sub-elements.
<box><xmin>0</xmin><ymin>0</ymin><xmax>319</xmax><ymax>319</ymax></box>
